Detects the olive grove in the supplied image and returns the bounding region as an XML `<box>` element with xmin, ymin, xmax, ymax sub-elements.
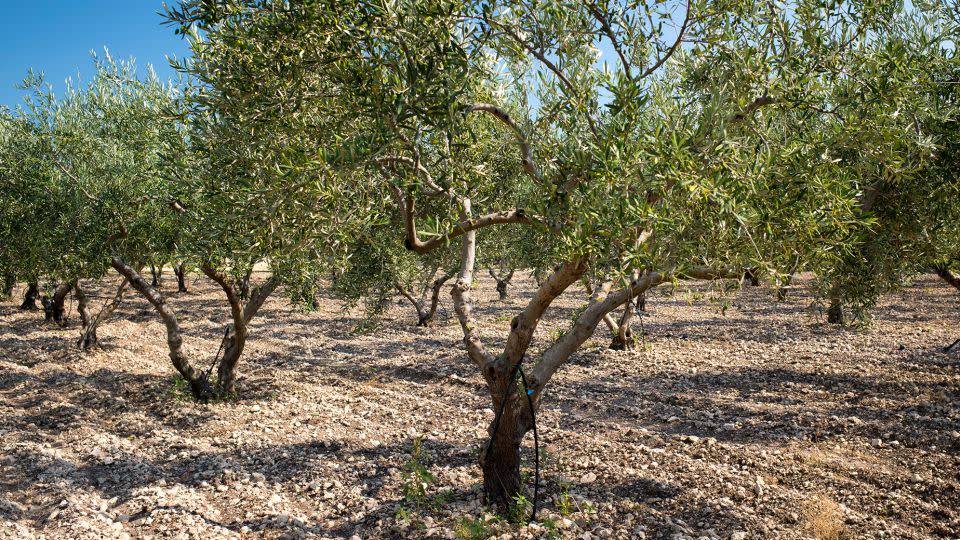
<box><xmin>0</xmin><ymin>0</ymin><xmax>956</xmax><ymax>524</ymax></box>
<box><xmin>159</xmin><ymin>0</ymin><xmax>960</xmax><ymax>508</ymax></box>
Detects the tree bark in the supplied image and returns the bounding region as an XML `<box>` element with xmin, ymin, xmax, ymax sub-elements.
<box><xmin>238</xmin><ymin>268</ymin><xmax>254</xmax><ymax>301</ymax></box>
<box><xmin>174</xmin><ymin>264</ymin><xmax>188</xmax><ymax>293</ymax></box>
<box><xmin>20</xmin><ymin>282</ymin><xmax>39</xmax><ymax>310</ymax></box>
<box><xmin>827</xmin><ymin>297</ymin><xmax>844</xmax><ymax>325</ymax></box>
<box><xmin>420</xmin><ymin>273</ymin><xmax>453</xmax><ymax>326</ymax></box>
<box><xmin>488</xmin><ymin>266</ymin><xmax>514</xmax><ymax>300</ymax></box>
<box><xmin>112</xmin><ymin>257</ymin><xmax>212</xmax><ymax>400</ymax></box>
<box><xmin>202</xmin><ymin>263</ymin><xmax>278</xmax><ymax>394</ymax></box>
<box><xmin>481</xmin><ymin>392</ymin><xmax>531</xmax><ymax>509</ymax></box>
<box><xmin>936</xmin><ymin>267</ymin><xmax>960</xmax><ymax>291</ymax></box>
<box><xmin>75</xmin><ymin>278</ymin><xmax>129</xmax><ymax>350</ymax></box>
<box><xmin>399</xmin><ymin>271</ymin><xmax>454</xmax><ymax>327</ymax></box>
<box><xmin>609</xmin><ymin>296</ymin><xmax>636</xmax><ymax>350</ymax></box>
<box><xmin>42</xmin><ymin>281</ymin><xmax>74</xmax><ymax>326</ymax></box>
<box><xmin>150</xmin><ymin>264</ymin><xmax>163</xmax><ymax>288</ymax></box>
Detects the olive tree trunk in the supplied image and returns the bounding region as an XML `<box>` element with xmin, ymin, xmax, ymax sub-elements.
<box><xmin>202</xmin><ymin>264</ymin><xmax>278</xmax><ymax>394</ymax></box>
<box><xmin>827</xmin><ymin>297</ymin><xmax>844</xmax><ymax>324</ymax></box>
<box><xmin>20</xmin><ymin>282</ymin><xmax>39</xmax><ymax>310</ymax></box>
<box><xmin>609</xmin><ymin>295</ymin><xmax>637</xmax><ymax>350</ymax></box>
<box><xmin>173</xmin><ymin>264</ymin><xmax>188</xmax><ymax>293</ymax></box>
<box><xmin>42</xmin><ymin>281</ymin><xmax>75</xmax><ymax>326</ymax></box>
<box><xmin>112</xmin><ymin>257</ymin><xmax>212</xmax><ymax>400</ymax></box>
<box><xmin>488</xmin><ymin>266</ymin><xmax>515</xmax><ymax>301</ymax></box>
<box><xmin>396</xmin><ymin>271</ymin><xmax>454</xmax><ymax>327</ymax></box>
<box><xmin>75</xmin><ymin>278</ymin><xmax>129</xmax><ymax>350</ymax></box>
<box><xmin>150</xmin><ymin>264</ymin><xmax>163</xmax><ymax>288</ymax></box>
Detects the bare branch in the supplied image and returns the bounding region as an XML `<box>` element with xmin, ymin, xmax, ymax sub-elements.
<box><xmin>465</xmin><ymin>103</ymin><xmax>543</xmax><ymax>183</ymax></box>
<box><xmin>637</xmin><ymin>0</ymin><xmax>693</xmax><ymax>80</ymax></box>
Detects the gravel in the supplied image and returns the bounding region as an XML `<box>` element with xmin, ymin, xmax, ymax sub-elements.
<box><xmin>1</xmin><ymin>273</ymin><xmax>958</xmax><ymax>539</ymax></box>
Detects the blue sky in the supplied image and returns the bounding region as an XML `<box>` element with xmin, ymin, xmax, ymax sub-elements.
<box><xmin>0</xmin><ymin>1</ymin><xmax>190</xmax><ymax>108</ymax></box>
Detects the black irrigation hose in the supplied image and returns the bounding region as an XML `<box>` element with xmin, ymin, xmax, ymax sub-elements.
<box><xmin>486</xmin><ymin>355</ymin><xmax>541</xmax><ymax>524</ymax></box>
<box><xmin>205</xmin><ymin>326</ymin><xmax>232</xmax><ymax>380</ymax></box>
<box><xmin>517</xmin><ymin>365</ymin><xmax>539</xmax><ymax>523</ymax></box>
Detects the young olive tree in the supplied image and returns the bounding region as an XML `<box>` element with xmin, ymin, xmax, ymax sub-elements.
<box><xmin>167</xmin><ymin>0</ymin><xmax>919</xmax><ymax>508</ymax></box>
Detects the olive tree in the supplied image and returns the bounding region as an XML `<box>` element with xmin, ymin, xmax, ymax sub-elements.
<box><xmin>813</xmin><ymin>11</ymin><xmax>960</xmax><ymax>324</ymax></box>
<box><xmin>166</xmin><ymin>0</ymin><xmax>920</xmax><ymax>508</ymax></box>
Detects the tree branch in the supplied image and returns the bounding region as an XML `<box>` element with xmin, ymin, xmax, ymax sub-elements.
<box><xmin>465</xmin><ymin>103</ymin><xmax>543</xmax><ymax>183</ymax></box>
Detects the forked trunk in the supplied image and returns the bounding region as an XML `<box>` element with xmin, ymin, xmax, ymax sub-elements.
<box><xmin>75</xmin><ymin>278</ymin><xmax>129</xmax><ymax>351</ymax></box>
<box><xmin>488</xmin><ymin>267</ymin><xmax>514</xmax><ymax>300</ymax></box>
<box><xmin>150</xmin><ymin>264</ymin><xmax>163</xmax><ymax>288</ymax></box>
<box><xmin>75</xmin><ymin>283</ymin><xmax>96</xmax><ymax>349</ymax></box>
<box><xmin>112</xmin><ymin>257</ymin><xmax>212</xmax><ymax>400</ymax></box>
<box><xmin>20</xmin><ymin>282</ymin><xmax>39</xmax><ymax>310</ymax></box>
<box><xmin>609</xmin><ymin>301</ymin><xmax>635</xmax><ymax>350</ymax></box>
<box><xmin>202</xmin><ymin>263</ymin><xmax>278</xmax><ymax>395</ymax></box>
<box><xmin>174</xmin><ymin>264</ymin><xmax>188</xmax><ymax>293</ymax></box>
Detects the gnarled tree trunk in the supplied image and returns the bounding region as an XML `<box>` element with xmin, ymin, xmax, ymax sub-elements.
<box><xmin>609</xmin><ymin>295</ymin><xmax>637</xmax><ymax>350</ymax></box>
<box><xmin>481</xmin><ymin>389</ymin><xmax>532</xmax><ymax>507</ymax></box>
<box><xmin>42</xmin><ymin>281</ymin><xmax>75</xmax><ymax>326</ymax></box>
<box><xmin>150</xmin><ymin>264</ymin><xmax>163</xmax><ymax>288</ymax></box>
<box><xmin>827</xmin><ymin>297</ymin><xmax>844</xmax><ymax>324</ymax></box>
<box><xmin>202</xmin><ymin>263</ymin><xmax>279</xmax><ymax>394</ymax></box>
<box><xmin>488</xmin><ymin>266</ymin><xmax>514</xmax><ymax>300</ymax></box>
<box><xmin>396</xmin><ymin>271</ymin><xmax>454</xmax><ymax>327</ymax></box>
<box><xmin>20</xmin><ymin>282</ymin><xmax>39</xmax><ymax>310</ymax></box>
<box><xmin>75</xmin><ymin>278</ymin><xmax>129</xmax><ymax>350</ymax></box>
<box><xmin>112</xmin><ymin>257</ymin><xmax>212</xmax><ymax>400</ymax></box>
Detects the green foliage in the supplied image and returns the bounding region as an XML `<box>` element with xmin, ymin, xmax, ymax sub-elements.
<box><xmin>508</xmin><ymin>493</ymin><xmax>531</xmax><ymax>524</ymax></box>
<box><xmin>400</xmin><ymin>437</ymin><xmax>438</xmax><ymax>509</ymax></box>
<box><xmin>454</xmin><ymin>515</ymin><xmax>497</xmax><ymax>539</ymax></box>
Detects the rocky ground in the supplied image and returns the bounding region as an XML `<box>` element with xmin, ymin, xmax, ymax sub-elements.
<box><xmin>1</xmin><ymin>272</ymin><xmax>958</xmax><ymax>540</ymax></box>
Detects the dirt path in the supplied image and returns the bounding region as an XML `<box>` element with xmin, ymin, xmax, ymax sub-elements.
<box><xmin>1</xmin><ymin>274</ymin><xmax>958</xmax><ymax>539</ymax></box>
